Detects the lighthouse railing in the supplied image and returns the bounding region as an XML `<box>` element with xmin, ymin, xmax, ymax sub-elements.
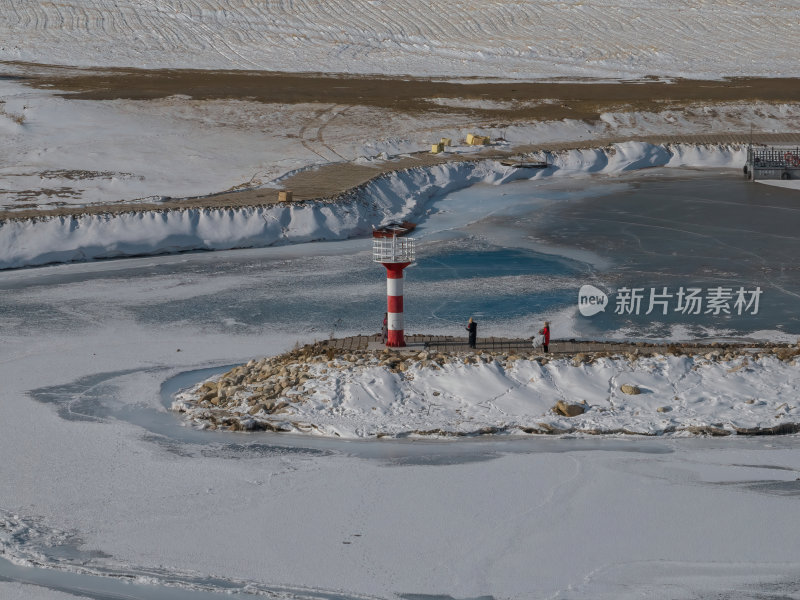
<box><xmin>373</xmin><ymin>236</ymin><xmax>415</xmax><ymax>263</ymax></box>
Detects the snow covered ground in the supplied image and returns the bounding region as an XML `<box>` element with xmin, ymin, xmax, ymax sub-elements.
<box><xmin>4</xmin><ymin>72</ymin><xmax>799</xmax><ymax>218</ymax></box>
<box><xmin>2</xmin><ymin>1</ymin><xmax>800</xmax><ymax>79</ymax></box>
<box><xmin>1</xmin><ymin>244</ymin><xmax>799</xmax><ymax>600</ymax></box>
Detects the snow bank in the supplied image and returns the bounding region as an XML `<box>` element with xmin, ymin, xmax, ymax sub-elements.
<box><xmin>0</xmin><ymin>143</ymin><xmax>748</xmax><ymax>269</ymax></box>
<box><xmin>759</xmin><ymin>179</ymin><xmax>800</xmax><ymax>192</ymax></box>
<box><xmin>173</xmin><ymin>349</ymin><xmax>800</xmax><ymax>439</ymax></box>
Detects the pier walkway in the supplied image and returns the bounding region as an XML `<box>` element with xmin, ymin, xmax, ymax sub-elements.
<box><xmin>324</xmin><ymin>335</ymin><xmax>757</xmax><ymax>355</ymax></box>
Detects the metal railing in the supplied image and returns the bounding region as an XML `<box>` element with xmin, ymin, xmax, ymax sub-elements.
<box><xmin>748</xmin><ymin>146</ymin><xmax>800</xmax><ymax>168</ymax></box>
<box><xmin>373</xmin><ymin>236</ymin><xmax>415</xmax><ymax>263</ymax></box>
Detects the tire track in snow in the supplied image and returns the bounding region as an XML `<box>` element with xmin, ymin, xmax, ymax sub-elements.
<box><xmin>315</xmin><ymin>105</ymin><xmax>351</xmax><ymax>161</ymax></box>
<box><xmin>298</xmin><ymin>104</ymin><xmax>346</xmax><ymax>162</ymax></box>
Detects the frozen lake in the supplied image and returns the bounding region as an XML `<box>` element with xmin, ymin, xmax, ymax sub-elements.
<box><xmin>2</xmin><ymin>169</ymin><xmax>797</xmax><ymax>342</ymax></box>
<box><xmin>421</xmin><ymin>169</ymin><xmax>800</xmax><ymax>340</ymax></box>
<box><xmin>1</xmin><ymin>170</ymin><xmax>799</xmax><ymax>599</ymax></box>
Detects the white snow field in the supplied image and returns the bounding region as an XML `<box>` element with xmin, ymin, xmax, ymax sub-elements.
<box><xmin>2</xmin><ymin>0</ymin><xmax>800</xmax><ymax>79</ymax></box>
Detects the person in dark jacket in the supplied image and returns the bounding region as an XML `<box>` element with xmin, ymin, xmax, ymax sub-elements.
<box><xmin>466</xmin><ymin>317</ymin><xmax>477</xmax><ymax>349</ymax></box>
<box><xmin>381</xmin><ymin>312</ymin><xmax>388</xmax><ymax>344</ymax></box>
<box><xmin>539</xmin><ymin>321</ymin><xmax>550</xmax><ymax>353</ymax></box>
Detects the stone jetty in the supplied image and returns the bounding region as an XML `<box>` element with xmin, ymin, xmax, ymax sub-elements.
<box><xmin>170</xmin><ymin>337</ymin><xmax>800</xmax><ymax>437</ymax></box>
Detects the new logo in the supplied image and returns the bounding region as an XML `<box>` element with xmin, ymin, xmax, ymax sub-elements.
<box><xmin>578</xmin><ymin>284</ymin><xmax>608</xmax><ymax>317</ymax></box>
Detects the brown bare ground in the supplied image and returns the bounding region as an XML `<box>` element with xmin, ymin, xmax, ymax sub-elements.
<box><xmin>3</xmin><ymin>62</ymin><xmax>800</xmax><ymax>222</ymax></box>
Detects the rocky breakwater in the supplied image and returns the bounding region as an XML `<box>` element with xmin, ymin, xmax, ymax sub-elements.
<box><xmin>171</xmin><ymin>341</ymin><xmax>800</xmax><ymax>438</ymax></box>
<box><xmin>171</xmin><ymin>343</ymin><xmax>550</xmax><ymax>434</ymax></box>
<box><xmin>173</xmin><ymin>344</ymin><xmax>328</xmax><ymax>432</ymax></box>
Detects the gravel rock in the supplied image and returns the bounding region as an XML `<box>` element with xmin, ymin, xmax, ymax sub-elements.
<box><xmin>553</xmin><ymin>400</ymin><xmax>586</xmax><ymax>417</ymax></box>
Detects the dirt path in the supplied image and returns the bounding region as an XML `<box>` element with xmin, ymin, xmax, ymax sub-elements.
<box><xmin>15</xmin><ymin>64</ymin><xmax>800</xmax><ymax>118</ymax></box>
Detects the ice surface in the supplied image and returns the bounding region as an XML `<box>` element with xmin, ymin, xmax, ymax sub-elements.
<box><xmin>2</xmin><ymin>171</ymin><xmax>797</xmax><ymax>342</ymax></box>
<box><xmin>0</xmin><ymin>582</ymin><xmax>92</xmax><ymax>600</ymax></box>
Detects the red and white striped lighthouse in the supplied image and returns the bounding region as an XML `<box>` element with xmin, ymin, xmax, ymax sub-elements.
<box><xmin>373</xmin><ymin>232</ymin><xmax>415</xmax><ymax>347</ymax></box>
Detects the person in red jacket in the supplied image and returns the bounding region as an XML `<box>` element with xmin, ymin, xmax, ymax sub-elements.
<box><xmin>539</xmin><ymin>321</ymin><xmax>550</xmax><ymax>353</ymax></box>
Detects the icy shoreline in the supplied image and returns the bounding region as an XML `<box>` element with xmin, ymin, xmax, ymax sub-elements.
<box><xmin>0</xmin><ymin>142</ymin><xmax>748</xmax><ymax>270</ymax></box>
<box><xmin>172</xmin><ymin>342</ymin><xmax>800</xmax><ymax>439</ymax></box>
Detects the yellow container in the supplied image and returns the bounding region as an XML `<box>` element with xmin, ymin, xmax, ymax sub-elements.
<box><xmin>465</xmin><ymin>134</ymin><xmax>490</xmax><ymax>146</ymax></box>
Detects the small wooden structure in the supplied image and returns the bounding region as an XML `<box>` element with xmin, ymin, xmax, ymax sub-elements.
<box><xmin>744</xmin><ymin>146</ymin><xmax>800</xmax><ymax>181</ymax></box>
<box><xmin>278</xmin><ymin>190</ymin><xmax>293</xmax><ymax>202</ymax></box>
<box><xmin>466</xmin><ymin>133</ymin><xmax>490</xmax><ymax>146</ymax></box>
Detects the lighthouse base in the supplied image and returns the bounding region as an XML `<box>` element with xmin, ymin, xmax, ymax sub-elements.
<box><xmin>386</xmin><ymin>330</ymin><xmax>405</xmax><ymax>347</ymax></box>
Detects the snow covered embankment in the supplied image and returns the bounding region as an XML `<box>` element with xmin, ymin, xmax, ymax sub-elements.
<box><xmin>0</xmin><ymin>142</ymin><xmax>746</xmax><ymax>269</ymax></box>
<box><xmin>172</xmin><ymin>345</ymin><xmax>800</xmax><ymax>439</ymax></box>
